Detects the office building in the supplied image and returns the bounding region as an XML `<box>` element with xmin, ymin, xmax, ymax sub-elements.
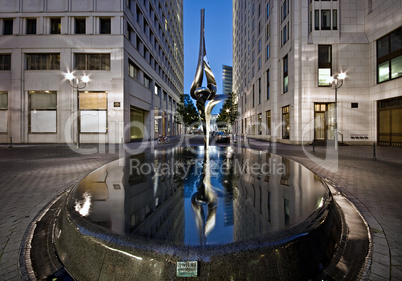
<box><xmin>0</xmin><ymin>0</ymin><xmax>184</xmax><ymax>144</ymax></box>
<box><xmin>232</xmin><ymin>0</ymin><xmax>401</xmax><ymax>146</ymax></box>
<box><xmin>222</xmin><ymin>64</ymin><xmax>233</xmax><ymax>95</ymax></box>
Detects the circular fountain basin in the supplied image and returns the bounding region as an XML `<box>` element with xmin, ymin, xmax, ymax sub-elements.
<box><xmin>54</xmin><ymin>146</ymin><xmax>341</xmax><ymax>280</ymax></box>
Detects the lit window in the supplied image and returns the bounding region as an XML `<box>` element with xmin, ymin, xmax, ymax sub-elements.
<box><xmin>79</xmin><ymin>92</ymin><xmax>107</xmax><ymax>133</ymax></box>
<box><xmin>318</xmin><ymin>45</ymin><xmax>332</xmax><ymax>86</ymax></box>
<box><xmin>50</xmin><ymin>18</ymin><xmax>61</xmax><ymax>34</ymax></box>
<box><xmin>283</xmin><ymin>55</ymin><xmax>288</xmax><ymax>93</ymax></box>
<box><xmin>377</xmin><ymin>27</ymin><xmax>402</xmax><ymax>83</ymax></box>
<box><xmin>29</xmin><ymin>91</ymin><xmax>57</xmax><ymax>133</ymax></box>
<box><xmin>129</xmin><ymin>60</ymin><xmax>139</xmax><ymax>79</ymax></box>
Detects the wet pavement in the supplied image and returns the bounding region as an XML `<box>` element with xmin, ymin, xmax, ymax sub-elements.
<box><xmin>0</xmin><ymin>136</ymin><xmax>401</xmax><ymax>280</ymax></box>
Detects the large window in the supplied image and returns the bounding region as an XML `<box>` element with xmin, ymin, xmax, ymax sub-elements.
<box><xmin>75</xmin><ymin>53</ymin><xmax>110</xmax><ymax>70</ymax></box>
<box><xmin>29</xmin><ymin>91</ymin><xmax>57</xmax><ymax>133</ymax></box>
<box><xmin>377</xmin><ymin>27</ymin><xmax>402</xmax><ymax>83</ymax></box>
<box><xmin>282</xmin><ymin>105</ymin><xmax>290</xmax><ymax>139</ymax></box>
<box><xmin>79</xmin><ymin>92</ymin><xmax>107</xmax><ymax>133</ymax></box>
<box><xmin>283</xmin><ymin>55</ymin><xmax>288</xmax><ymax>93</ymax></box>
<box><xmin>314</xmin><ymin>9</ymin><xmax>338</xmax><ymax>30</ymax></box>
<box><xmin>50</xmin><ymin>18</ymin><xmax>61</xmax><ymax>34</ymax></box>
<box><xmin>0</xmin><ymin>54</ymin><xmax>11</xmax><ymax>70</ymax></box>
<box><xmin>318</xmin><ymin>45</ymin><xmax>332</xmax><ymax>86</ymax></box>
<box><xmin>26</xmin><ymin>54</ymin><xmax>60</xmax><ymax>70</ymax></box>
<box><xmin>26</xmin><ymin>18</ymin><xmax>37</xmax><ymax>34</ymax></box>
<box><xmin>3</xmin><ymin>19</ymin><xmax>13</xmax><ymax>35</ymax></box>
<box><xmin>0</xmin><ymin>91</ymin><xmax>7</xmax><ymax>132</ymax></box>
<box><xmin>75</xmin><ymin>18</ymin><xmax>86</xmax><ymax>34</ymax></box>
<box><xmin>258</xmin><ymin>113</ymin><xmax>262</xmax><ymax>135</ymax></box>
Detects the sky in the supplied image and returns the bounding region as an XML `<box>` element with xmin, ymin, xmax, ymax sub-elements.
<box><xmin>183</xmin><ymin>0</ymin><xmax>233</xmax><ymax>114</ymax></box>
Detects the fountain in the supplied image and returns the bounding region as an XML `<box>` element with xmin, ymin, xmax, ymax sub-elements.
<box><xmin>52</xmin><ymin>10</ymin><xmax>343</xmax><ymax>280</ymax></box>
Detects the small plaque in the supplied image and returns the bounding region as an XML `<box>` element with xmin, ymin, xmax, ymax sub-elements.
<box><xmin>113</xmin><ymin>102</ymin><xmax>121</xmax><ymax>107</ymax></box>
<box><xmin>176</xmin><ymin>261</ymin><xmax>198</xmax><ymax>277</ymax></box>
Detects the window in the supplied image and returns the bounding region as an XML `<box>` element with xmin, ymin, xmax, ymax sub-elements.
<box><xmin>50</xmin><ymin>18</ymin><xmax>61</xmax><ymax>34</ymax></box>
<box><xmin>144</xmin><ymin>74</ymin><xmax>151</xmax><ymax>89</ymax></box>
<box><xmin>29</xmin><ymin>91</ymin><xmax>57</xmax><ymax>133</ymax></box>
<box><xmin>0</xmin><ymin>91</ymin><xmax>7</xmax><ymax>132</ymax></box>
<box><xmin>129</xmin><ymin>60</ymin><xmax>139</xmax><ymax>79</ymax></box>
<box><xmin>282</xmin><ymin>0</ymin><xmax>289</xmax><ymax>21</ymax></box>
<box><xmin>75</xmin><ymin>54</ymin><xmax>110</xmax><ymax>70</ymax></box>
<box><xmin>3</xmin><ymin>19</ymin><xmax>13</xmax><ymax>35</ymax></box>
<box><xmin>258</xmin><ymin>78</ymin><xmax>261</xmax><ymax>104</ymax></box>
<box><xmin>266</xmin><ymin>45</ymin><xmax>270</xmax><ymax>60</ymax></box>
<box><xmin>258</xmin><ymin>113</ymin><xmax>262</xmax><ymax>135</ymax></box>
<box><xmin>332</xmin><ymin>10</ymin><xmax>337</xmax><ymax>30</ymax></box>
<box><xmin>266</xmin><ymin>23</ymin><xmax>270</xmax><ymax>41</ymax></box>
<box><xmin>100</xmin><ymin>18</ymin><xmax>111</xmax><ymax>34</ymax></box>
<box><xmin>377</xmin><ymin>27</ymin><xmax>402</xmax><ymax>83</ymax></box>
<box><xmin>321</xmin><ymin>10</ymin><xmax>331</xmax><ymax>30</ymax></box>
<box><xmin>318</xmin><ymin>45</ymin><xmax>332</xmax><ymax>86</ymax></box>
<box><xmin>0</xmin><ymin>54</ymin><xmax>11</xmax><ymax>70</ymax></box>
<box><xmin>258</xmin><ymin>39</ymin><xmax>261</xmax><ymax>52</ymax></box>
<box><xmin>79</xmin><ymin>92</ymin><xmax>107</xmax><ymax>133</ymax></box>
<box><xmin>314</xmin><ymin>10</ymin><xmax>319</xmax><ymax>30</ymax></box>
<box><xmin>0</xmin><ymin>92</ymin><xmax>7</xmax><ymax>109</ymax></box>
<box><xmin>154</xmin><ymin>84</ymin><xmax>160</xmax><ymax>95</ymax></box>
<box><xmin>266</xmin><ymin>110</ymin><xmax>271</xmax><ymax>135</ymax></box>
<box><xmin>26</xmin><ymin>19</ymin><xmax>37</xmax><ymax>34</ymax></box>
<box><xmin>266</xmin><ymin>3</ymin><xmax>270</xmax><ymax>19</ymax></box>
<box><xmin>266</xmin><ymin>69</ymin><xmax>270</xmax><ymax>100</ymax></box>
<box><xmin>282</xmin><ymin>24</ymin><xmax>288</xmax><ymax>45</ymax></box>
<box><xmin>252</xmin><ymin>84</ymin><xmax>255</xmax><ymax>108</ymax></box>
<box><xmin>258</xmin><ymin>57</ymin><xmax>261</xmax><ymax>70</ymax></box>
<box><xmin>282</xmin><ymin>106</ymin><xmax>290</xmax><ymax>139</ymax></box>
<box><xmin>283</xmin><ymin>55</ymin><xmax>288</xmax><ymax>93</ymax></box>
<box><xmin>75</xmin><ymin>18</ymin><xmax>86</xmax><ymax>34</ymax></box>
<box><xmin>26</xmin><ymin>54</ymin><xmax>60</xmax><ymax>70</ymax></box>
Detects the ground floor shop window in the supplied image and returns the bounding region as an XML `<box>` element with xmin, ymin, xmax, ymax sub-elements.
<box><xmin>0</xmin><ymin>91</ymin><xmax>7</xmax><ymax>132</ymax></box>
<box><xmin>130</xmin><ymin>106</ymin><xmax>144</xmax><ymax>140</ymax></box>
<box><xmin>266</xmin><ymin>110</ymin><xmax>271</xmax><ymax>135</ymax></box>
<box><xmin>282</xmin><ymin>105</ymin><xmax>290</xmax><ymax>139</ymax></box>
<box><xmin>79</xmin><ymin>91</ymin><xmax>107</xmax><ymax>133</ymax></box>
<box><xmin>378</xmin><ymin>97</ymin><xmax>402</xmax><ymax>146</ymax></box>
<box><xmin>29</xmin><ymin>91</ymin><xmax>57</xmax><ymax>133</ymax></box>
<box><xmin>314</xmin><ymin>103</ymin><xmax>335</xmax><ymax>141</ymax></box>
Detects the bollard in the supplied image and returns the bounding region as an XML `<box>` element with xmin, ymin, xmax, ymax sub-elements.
<box><xmin>312</xmin><ymin>140</ymin><xmax>315</xmax><ymax>152</ymax></box>
<box><xmin>373</xmin><ymin>143</ymin><xmax>376</xmax><ymax>160</ymax></box>
<box><xmin>8</xmin><ymin>137</ymin><xmax>13</xmax><ymax>148</ymax></box>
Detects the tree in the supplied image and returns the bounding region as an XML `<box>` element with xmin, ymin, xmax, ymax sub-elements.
<box><xmin>216</xmin><ymin>92</ymin><xmax>239</xmax><ymax>132</ymax></box>
<box><xmin>175</xmin><ymin>94</ymin><xmax>199</xmax><ymax>132</ymax></box>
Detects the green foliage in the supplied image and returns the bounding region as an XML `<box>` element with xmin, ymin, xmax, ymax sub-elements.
<box><xmin>217</xmin><ymin>92</ymin><xmax>239</xmax><ymax>128</ymax></box>
<box><xmin>175</xmin><ymin>94</ymin><xmax>199</xmax><ymax>129</ymax></box>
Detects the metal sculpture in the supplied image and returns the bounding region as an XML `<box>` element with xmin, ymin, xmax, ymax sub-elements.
<box><xmin>190</xmin><ymin>9</ymin><xmax>226</xmax><ymax>147</ymax></box>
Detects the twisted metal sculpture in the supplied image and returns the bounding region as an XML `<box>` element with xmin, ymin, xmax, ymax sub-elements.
<box><xmin>190</xmin><ymin>9</ymin><xmax>226</xmax><ymax>148</ymax></box>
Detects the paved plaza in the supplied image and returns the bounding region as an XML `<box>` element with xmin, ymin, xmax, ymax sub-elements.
<box><xmin>0</xmin><ymin>137</ymin><xmax>401</xmax><ymax>280</ymax></box>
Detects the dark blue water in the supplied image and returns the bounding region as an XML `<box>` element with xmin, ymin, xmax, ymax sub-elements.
<box><xmin>71</xmin><ymin>146</ymin><xmax>329</xmax><ymax>246</ymax></box>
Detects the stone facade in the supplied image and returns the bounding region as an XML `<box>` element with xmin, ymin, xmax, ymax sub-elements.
<box><xmin>0</xmin><ymin>0</ymin><xmax>183</xmax><ymax>144</ymax></box>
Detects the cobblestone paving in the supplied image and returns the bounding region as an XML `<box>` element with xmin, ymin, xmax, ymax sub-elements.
<box><xmin>0</xmin><ymin>138</ymin><xmax>401</xmax><ymax>280</ymax></box>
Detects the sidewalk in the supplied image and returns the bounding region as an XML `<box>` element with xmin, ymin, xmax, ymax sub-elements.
<box><xmin>0</xmin><ymin>139</ymin><xmax>401</xmax><ymax>280</ymax></box>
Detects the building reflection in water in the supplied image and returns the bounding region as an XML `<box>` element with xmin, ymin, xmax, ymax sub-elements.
<box><xmin>72</xmin><ymin>146</ymin><xmax>328</xmax><ymax>246</ymax></box>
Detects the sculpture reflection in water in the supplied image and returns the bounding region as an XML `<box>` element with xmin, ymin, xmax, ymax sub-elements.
<box><xmin>71</xmin><ymin>146</ymin><xmax>329</xmax><ymax>246</ymax></box>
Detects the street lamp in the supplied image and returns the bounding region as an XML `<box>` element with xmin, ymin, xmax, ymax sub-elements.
<box><xmin>65</xmin><ymin>72</ymin><xmax>90</xmax><ymax>148</ymax></box>
<box><xmin>328</xmin><ymin>72</ymin><xmax>346</xmax><ymax>151</ymax></box>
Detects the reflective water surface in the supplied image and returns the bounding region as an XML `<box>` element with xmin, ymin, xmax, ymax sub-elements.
<box><xmin>71</xmin><ymin>146</ymin><xmax>329</xmax><ymax>246</ymax></box>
